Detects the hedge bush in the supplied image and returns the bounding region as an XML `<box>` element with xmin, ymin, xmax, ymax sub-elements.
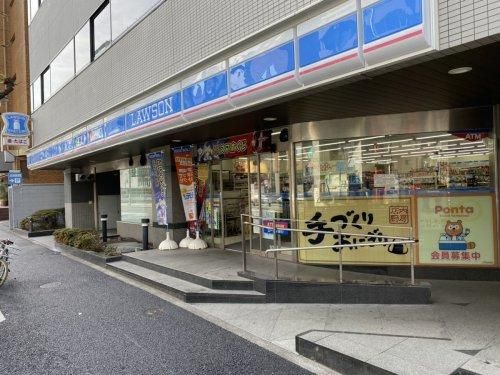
<box><xmin>20</xmin><ymin>208</ymin><xmax>65</xmax><ymax>231</ymax></box>
<box><xmin>53</xmin><ymin>228</ymin><xmax>104</xmax><ymax>252</ymax></box>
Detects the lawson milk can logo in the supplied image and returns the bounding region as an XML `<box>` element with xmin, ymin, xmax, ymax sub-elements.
<box><xmin>1</xmin><ymin>112</ymin><xmax>30</xmax><ymax>136</ymax></box>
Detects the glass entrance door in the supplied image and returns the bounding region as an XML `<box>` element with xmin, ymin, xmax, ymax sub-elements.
<box><xmin>203</xmin><ymin>152</ymin><xmax>291</xmax><ymax>253</ymax></box>
<box><xmin>249</xmin><ymin>152</ymin><xmax>292</xmax><ymax>254</ymax></box>
<box><xmin>204</xmin><ymin>158</ymin><xmax>251</xmax><ymax>250</ymax></box>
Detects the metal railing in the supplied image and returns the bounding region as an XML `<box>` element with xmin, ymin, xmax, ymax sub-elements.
<box><xmin>240</xmin><ymin>214</ymin><xmax>418</xmax><ymax>285</ymax></box>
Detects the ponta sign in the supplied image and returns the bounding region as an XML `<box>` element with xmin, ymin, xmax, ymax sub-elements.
<box><xmin>417</xmin><ymin>195</ymin><xmax>496</xmax><ymax>266</ymax></box>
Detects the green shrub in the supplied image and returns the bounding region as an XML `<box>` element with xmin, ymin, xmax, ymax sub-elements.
<box><xmin>74</xmin><ymin>232</ymin><xmax>103</xmax><ymax>252</ymax></box>
<box><xmin>54</xmin><ymin>228</ymin><xmax>103</xmax><ymax>252</ymax></box>
<box><xmin>20</xmin><ymin>208</ymin><xmax>65</xmax><ymax>231</ymax></box>
<box><xmin>104</xmin><ymin>245</ymin><xmax>120</xmax><ymax>257</ymax></box>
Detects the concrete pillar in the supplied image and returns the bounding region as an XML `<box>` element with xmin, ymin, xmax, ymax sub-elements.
<box><xmin>64</xmin><ymin>168</ymin><xmax>95</xmax><ymax>229</ymax></box>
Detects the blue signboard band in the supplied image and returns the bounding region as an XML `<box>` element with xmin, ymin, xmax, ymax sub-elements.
<box><xmin>363</xmin><ymin>0</ymin><xmax>423</xmax><ymax>44</ymax></box>
<box><xmin>182</xmin><ymin>72</ymin><xmax>228</xmax><ymax>111</ymax></box>
<box><xmin>299</xmin><ymin>13</ymin><xmax>358</xmax><ymax>68</ymax></box>
<box><xmin>230</xmin><ymin>41</ymin><xmax>295</xmax><ymax>93</ymax></box>
<box><xmin>28</xmin><ymin>0</ymin><xmax>427</xmax><ymax>167</ymax></box>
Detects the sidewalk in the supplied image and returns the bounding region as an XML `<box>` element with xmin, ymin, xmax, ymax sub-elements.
<box><xmin>10</xmin><ymin>222</ymin><xmax>500</xmax><ymax>375</ymax></box>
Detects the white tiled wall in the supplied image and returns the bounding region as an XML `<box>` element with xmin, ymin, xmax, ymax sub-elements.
<box><xmin>439</xmin><ymin>0</ymin><xmax>500</xmax><ymax>48</ymax></box>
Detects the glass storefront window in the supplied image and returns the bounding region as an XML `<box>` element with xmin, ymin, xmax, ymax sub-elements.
<box><xmin>120</xmin><ymin>166</ymin><xmax>153</xmax><ymax>224</ymax></box>
<box><xmin>295</xmin><ymin>131</ymin><xmax>497</xmax><ymax>267</ymax></box>
<box><xmin>295</xmin><ymin>132</ymin><xmax>495</xmax><ymax>199</ymax></box>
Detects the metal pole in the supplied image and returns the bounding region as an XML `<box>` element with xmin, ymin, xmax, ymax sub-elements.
<box><xmin>273</xmin><ymin>218</ymin><xmax>278</xmax><ymax>280</ymax></box>
<box><xmin>410</xmin><ymin>227</ymin><xmax>415</xmax><ymax>286</ymax></box>
<box><xmin>28</xmin><ymin>217</ymin><xmax>33</xmax><ymax>233</ymax></box>
<box><xmin>338</xmin><ymin>224</ymin><xmax>343</xmax><ymax>284</ymax></box>
<box><xmin>141</xmin><ymin>218</ymin><xmax>149</xmax><ymax>250</ymax></box>
<box><xmin>241</xmin><ymin>214</ymin><xmax>247</xmax><ymax>272</ymax></box>
<box><xmin>257</xmin><ymin>153</ymin><xmax>262</xmax><ymax>252</ymax></box>
<box><xmin>100</xmin><ymin>214</ymin><xmax>108</xmax><ymax>243</ymax></box>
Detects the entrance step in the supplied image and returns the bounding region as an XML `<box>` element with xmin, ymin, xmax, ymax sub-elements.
<box><xmin>108</xmin><ymin>261</ymin><xmax>266</xmax><ymax>303</ymax></box>
<box><xmin>296</xmin><ymin>330</ymin><xmax>474</xmax><ymax>375</ymax></box>
<box><xmin>122</xmin><ymin>252</ymin><xmax>254</xmax><ymax>290</ymax></box>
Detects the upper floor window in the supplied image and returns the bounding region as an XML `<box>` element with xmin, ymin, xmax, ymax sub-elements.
<box><xmin>91</xmin><ymin>1</ymin><xmax>111</xmax><ymax>60</ymax></box>
<box><xmin>28</xmin><ymin>0</ymin><xmax>43</xmax><ymax>23</ymax></box>
<box><xmin>75</xmin><ymin>22</ymin><xmax>91</xmax><ymax>73</ymax></box>
<box><xmin>41</xmin><ymin>66</ymin><xmax>51</xmax><ymax>103</ymax></box>
<box><xmin>32</xmin><ymin>76</ymin><xmax>41</xmax><ymax>111</ymax></box>
<box><xmin>111</xmin><ymin>0</ymin><xmax>159</xmax><ymax>40</ymax></box>
<box><xmin>50</xmin><ymin>39</ymin><xmax>75</xmax><ymax>92</ymax></box>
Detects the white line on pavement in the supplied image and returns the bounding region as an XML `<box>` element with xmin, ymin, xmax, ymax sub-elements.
<box><xmin>0</xmin><ymin>310</ymin><xmax>5</xmax><ymax>323</ymax></box>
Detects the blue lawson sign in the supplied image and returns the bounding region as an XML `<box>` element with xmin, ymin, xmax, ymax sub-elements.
<box><xmin>8</xmin><ymin>170</ymin><xmax>22</xmax><ymax>185</ymax></box>
<box><xmin>363</xmin><ymin>0</ymin><xmax>423</xmax><ymax>44</ymax></box>
<box><xmin>1</xmin><ymin>112</ymin><xmax>30</xmax><ymax>136</ymax></box>
<box><xmin>127</xmin><ymin>92</ymin><xmax>182</xmax><ymax>130</ymax></box>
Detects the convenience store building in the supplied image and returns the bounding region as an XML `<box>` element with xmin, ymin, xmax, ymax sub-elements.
<box><xmin>27</xmin><ymin>0</ymin><xmax>500</xmax><ymax>277</ymax></box>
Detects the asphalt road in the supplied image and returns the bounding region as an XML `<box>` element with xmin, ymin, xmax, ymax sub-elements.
<box><xmin>0</xmin><ymin>233</ymin><xmax>312</xmax><ymax>375</ymax></box>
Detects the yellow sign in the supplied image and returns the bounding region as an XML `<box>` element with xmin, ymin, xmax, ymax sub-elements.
<box><xmin>297</xmin><ymin>197</ymin><xmax>413</xmax><ymax>265</ymax></box>
<box><xmin>417</xmin><ymin>194</ymin><xmax>496</xmax><ymax>266</ymax></box>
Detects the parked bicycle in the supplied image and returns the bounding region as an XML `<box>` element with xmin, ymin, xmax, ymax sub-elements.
<box><xmin>0</xmin><ymin>239</ymin><xmax>19</xmax><ymax>287</ymax></box>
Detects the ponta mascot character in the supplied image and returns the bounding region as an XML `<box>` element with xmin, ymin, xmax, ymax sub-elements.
<box><xmin>438</xmin><ymin>220</ymin><xmax>476</xmax><ymax>251</ymax></box>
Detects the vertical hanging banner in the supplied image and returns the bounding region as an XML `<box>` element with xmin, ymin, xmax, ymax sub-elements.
<box><xmin>172</xmin><ymin>146</ymin><xmax>197</xmax><ymax>222</ymax></box>
<box><xmin>1</xmin><ymin>112</ymin><xmax>31</xmax><ymax>148</ymax></box>
<box><xmin>196</xmin><ymin>163</ymin><xmax>209</xmax><ymax>220</ymax></box>
<box><xmin>147</xmin><ymin>151</ymin><xmax>168</xmax><ymax>225</ymax></box>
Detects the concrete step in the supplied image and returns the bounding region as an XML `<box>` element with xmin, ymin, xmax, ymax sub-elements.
<box><xmin>108</xmin><ymin>261</ymin><xmax>266</xmax><ymax>303</ymax></box>
<box><xmin>122</xmin><ymin>253</ymin><xmax>255</xmax><ymax>290</ymax></box>
<box><xmin>296</xmin><ymin>330</ymin><xmax>478</xmax><ymax>375</ymax></box>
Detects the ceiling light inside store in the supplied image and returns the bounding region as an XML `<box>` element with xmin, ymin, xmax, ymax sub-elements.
<box><xmin>415</xmin><ymin>134</ymin><xmax>450</xmax><ymax>140</ymax></box>
<box><xmin>263</xmin><ymin>117</ymin><xmax>277</xmax><ymax>122</ymax></box>
<box><xmin>271</xmin><ymin>132</ymin><xmax>280</xmax><ymax>135</ymax></box>
<box><xmin>348</xmin><ymin>136</ymin><xmax>384</xmax><ymax>142</ymax></box>
<box><xmin>172</xmin><ymin>140</ymin><xmax>182</xmax><ymax>143</ymax></box>
<box><xmin>376</xmin><ymin>138</ymin><xmax>413</xmax><ymax>145</ymax></box>
<box><xmin>316</xmin><ymin>141</ymin><xmax>346</xmax><ymax>148</ymax></box>
<box><xmin>448</xmin><ymin>66</ymin><xmax>472</xmax><ymax>75</ymax></box>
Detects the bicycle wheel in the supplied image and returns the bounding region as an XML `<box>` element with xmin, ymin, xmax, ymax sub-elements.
<box><xmin>0</xmin><ymin>259</ymin><xmax>8</xmax><ymax>287</ymax></box>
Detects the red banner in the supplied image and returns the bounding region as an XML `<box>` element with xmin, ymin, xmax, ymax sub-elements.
<box><xmin>173</xmin><ymin>146</ymin><xmax>196</xmax><ymax>222</ymax></box>
<box><xmin>196</xmin><ymin>130</ymin><xmax>272</xmax><ymax>162</ymax></box>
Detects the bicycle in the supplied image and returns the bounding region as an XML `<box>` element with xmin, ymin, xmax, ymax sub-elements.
<box><xmin>0</xmin><ymin>239</ymin><xmax>19</xmax><ymax>287</ymax></box>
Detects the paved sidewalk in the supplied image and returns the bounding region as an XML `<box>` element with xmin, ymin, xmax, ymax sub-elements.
<box><xmin>194</xmin><ymin>279</ymin><xmax>500</xmax><ymax>374</ymax></box>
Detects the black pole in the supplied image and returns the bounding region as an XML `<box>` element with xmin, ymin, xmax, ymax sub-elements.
<box><xmin>100</xmin><ymin>214</ymin><xmax>108</xmax><ymax>242</ymax></box>
<box><xmin>29</xmin><ymin>217</ymin><xmax>34</xmax><ymax>232</ymax></box>
<box><xmin>142</xmin><ymin>218</ymin><xmax>150</xmax><ymax>250</ymax></box>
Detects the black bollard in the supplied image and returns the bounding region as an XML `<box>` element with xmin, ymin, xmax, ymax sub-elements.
<box><xmin>141</xmin><ymin>218</ymin><xmax>150</xmax><ymax>250</ymax></box>
<box><xmin>100</xmin><ymin>214</ymin><xmax>108</xmax><ymax>242</ymax></box>
<box><xmin>29</xmin><ymin>217</ymin><xmax>34</xmax><ymax>232</ymax></box>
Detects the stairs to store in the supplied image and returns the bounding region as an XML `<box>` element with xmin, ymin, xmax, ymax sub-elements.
<box><xmin>107</xmin><ymin>255</ymin><xmax>266</xmax><ymax>303</ymax></box>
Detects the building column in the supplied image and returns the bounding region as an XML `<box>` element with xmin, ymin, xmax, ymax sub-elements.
<box><xmin>64</xmin><ymin>168</ymin><xmax>96</xmax><ymax>229</ymax></box>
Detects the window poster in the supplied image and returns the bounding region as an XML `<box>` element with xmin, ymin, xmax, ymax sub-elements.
<box><xmin>297</xmin><ymin>197</ymin><xmax>413</xmax><ymax>265</ymax></box>
<box><xmin>417</xmin><ymin>195</ymin><xmax>496</xmax><ymax>266</ymax></box>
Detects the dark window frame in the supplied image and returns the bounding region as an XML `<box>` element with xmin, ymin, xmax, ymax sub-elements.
<box><xmin>90</xmin><ymin>0</ymin><xmax>111</xmax><ymax>62</ymax></box>
<box><xmin>40</xmin><ymin>66</ymin><xmax>50</xmax><ymax>104</ymax></box>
